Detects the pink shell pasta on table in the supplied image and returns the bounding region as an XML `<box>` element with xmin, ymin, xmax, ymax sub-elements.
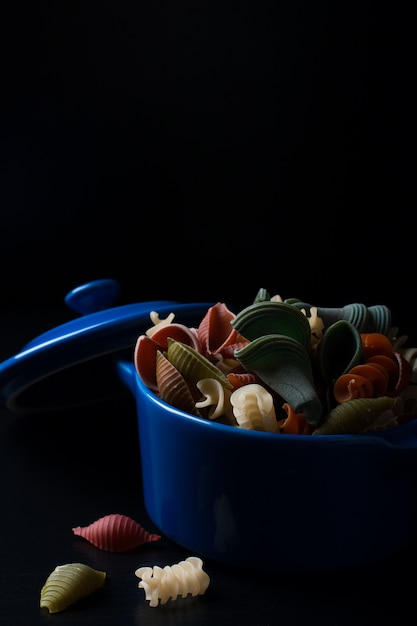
<box><xmin>72</xmin><ymin>513</ymin><xmax>161</xmax><ymax>552</ymax></box>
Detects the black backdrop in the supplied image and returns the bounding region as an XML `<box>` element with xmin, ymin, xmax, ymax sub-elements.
<box><xmin>2</xmin><ymin>3</ymin><xmax>415</xmax><ymax>333</ymax></box>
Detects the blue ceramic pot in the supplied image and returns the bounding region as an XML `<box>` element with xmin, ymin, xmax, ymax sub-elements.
<box><xmin>117</xmin><ymin>358</ymin><xmax>417</xmax><ymax>572</ymax></box>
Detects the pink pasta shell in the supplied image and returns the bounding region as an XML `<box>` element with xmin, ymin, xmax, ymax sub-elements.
<box><xmin>197</xmin><ymin>302</ymin><xmax>241</xmax><ymax>357</ymax></box>
<box><xmin>149</xmin><ymin>323</ymin><xmax>202</xmax><ymax>352</ymax></box>
<box><xmin>72</xmin><ymin>514</ymin><xmax>161</xmax><ymax>552</ymax></box>
<box><xmin>134</xmin><ymin>335</ymin><xmax>165</xmax><ymax>392</ymax></box>
<box><xmin>134</xmin><ymin>326</ymin><xmax>202</xmax><ymax>393</ymax></box>
<box><xmin>393</xmin><ymin>352</ymin><xmax>413</xmax><ymax>395</ymax></box>
<box><xmin>155</xmin><ymin>350</ymin><xmax>203</xmax><ymax>416</ymax></box>
<box><xmin>220</xmin><ymin>341</ymin><xmax>250</xmax><ymax>360</ymax></box>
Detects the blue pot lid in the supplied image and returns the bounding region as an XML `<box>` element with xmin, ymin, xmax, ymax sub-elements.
<box><xmin>0</xmin><ymin>279</ymin><xmax>213</xmax><ymax>413</ymax></box>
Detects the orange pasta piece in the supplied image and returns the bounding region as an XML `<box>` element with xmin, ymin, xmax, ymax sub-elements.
<box><xmin>366</xmin><ymin>354</ymin><xmax>399</xmax><ymax>393</ymax></box>
<box><xmin>333</xmin><ymin>373</ymin><xmax>374</xmax><ymax>403</ymax></box>
<box><xmin>279</xmin><ymin>403</ymin><xmax>311</xmax><ymax>434</ymax></box>
<box><xmin>360</xmin><ymin>332</ymin><xmax>394</xmax><ymax>359</ymax></box>
<box><xmin>226</xmin><ymin>371</ymin><xmax>259</xmax><ymax>390</ymax></box>
<box><xmin>348</xmin><ymin>363</ymin><xmax>389</xmax><ymax>396</ymax></box>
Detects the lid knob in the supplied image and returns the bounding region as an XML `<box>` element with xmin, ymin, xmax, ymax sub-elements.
<box><xmin>64</xmin><ymin>279</ymin><xmax>122</xmax><ymax>315</ymax></box>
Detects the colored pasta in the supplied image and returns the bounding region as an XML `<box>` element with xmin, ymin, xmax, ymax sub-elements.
<box><xmin>133</xmin><ymin>290</ymin><xmax>417</xmax><ymax>435</ymax></box>
<box><xmin>135</xmin><ymin>556</ymin><xmax>210</xmax><ymax>607</ymax></box>
<box><xmin>72</xmin><ymin>513</ymin><xmax>161</xmax><ymax>552</ymax></box>
<box><xmin>40</xmin><ymin>562</ymin><xmax>106</xmax><ymax>613</ymax></box>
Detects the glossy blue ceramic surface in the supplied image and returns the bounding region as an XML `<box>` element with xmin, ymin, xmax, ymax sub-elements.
<box><xmin>117</xmin><ymin>359</ymin><xmax>417</xmax><ymax>572</ymax></box>
<box><xmin>0</xmin><ymin>279</ymin><xmax>213</xmax><ymax>413</ymax></box>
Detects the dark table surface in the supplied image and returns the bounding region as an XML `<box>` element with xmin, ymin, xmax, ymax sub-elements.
<box><xmin>2</xmin><ymin>306</ymin><xmax>417</xmax><ymax>626</ymax></box>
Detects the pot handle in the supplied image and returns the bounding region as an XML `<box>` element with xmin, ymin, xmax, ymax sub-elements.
<box><xmin>116</xmin><ymin>360</ymin><xmax>137</xmax><ymax>396</ymax></box>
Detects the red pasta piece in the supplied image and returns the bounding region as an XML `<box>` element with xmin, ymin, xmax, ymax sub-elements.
<box><xmin>220</xmin><ymin>341</ymin><xmax>250</xmax><ymax>360</ymax></box>
<box><xmin>360</xmin><ymin>332</ymin><xmax>394</xmax><ymax>359</ymax></box>
<box><xmin>197</xmin><ymin>302</ymin><xmax>238</xmax><ymax>356</ymax></box>
<box><xmin>366</xmin><ymin>354</ymin><xmax>399</xmax><ymax>393</ymax></box>
<box><xmin>72</xmin><ymin>514</ymin><xmax>161</xmax><ymax>552</ymax></box>
<box><xmin>393</xmin><ymin>352</ymin><xmax>413</xmax><ymax>395</ymax></box>
<box><xmin>226</xmin><ymin>371</ymin><xmax>259</xmax><ymax>389</ymax></box>
<box><xmin>134</xmin><ymin>335</ymin><xmax>165</xmax><ymax>392</ymax></box>
<box><xmin>333</xmin><ymin>373</ymin><xmax>374</xmax><ymax>403</ymax></box>
<box><xmin>148</xmin><ymin>322</ymin><xmax>201</xmax><ymax>352</ymax></box>
<box><xmin>348</xmin><ymin>363</ymin><xmax>389</xmax><ymax>396</ymax></box>
<box><xmin>279</xmin><ymin>402</ymin><xmax>312</xmax><ymax>435</ymax></box>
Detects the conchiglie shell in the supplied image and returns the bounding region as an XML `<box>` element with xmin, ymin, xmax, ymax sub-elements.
<box><xmin>148</xmin><ymin>322</ymin><xmax>202</xmax><ymax>352</ymax></box>
<box><xmin>40</xmin><ymin>562</ymin><xmax>106</xmax><ymax>613</ymax></box>
<box><xmin>220</xmin><ymin>341</ymin><xmax>250</xmax><ymax>360</ymax></box>
<box><xmin>393</xmin><ymin>352</ymin><xmax>413</xmax><ymax>395</ymax></box>
<box><xmin>72</xmin><ymin>513</ymin><xmax>161</xmax><ymax>552</ymax></box>
<box><xmin>367</xmin><ymin>305</ymin><xmax>392</xmax><ymax>336</ymax></box>
<box><xmin>396</xmin><ymin>345</ymin><xmax>417</xmax><ymax>384</ymax></box>
<box><xmin>317</xmin><ymin>320</ymin><xmax>363</xmax><ymax>385</ymax></box>
<box><xmin>166</xmin><ymin>338</ymin><xmax>233</xmax><ymax>390</ymax></box>
<box><xmin>290</xmin><ymin>301</ymin><xmax>370</xmax><ymax>332</ymax></box>
<box><xmin>197</xmin><ymin>302</ymin><xmax>241</xmax><ymax>356</ymax></box>
<box><xmin>253</xmin><ymin>287</ymin><xmax>271</xmax><ymax>303</ymax></box>
<box><xmin>156</xmin><ymin>350</ymin><xmax>203</xmax><ymax>416</ymax></box>
<box><xmin>235</xmin><ymin>334</ymin><xmax>322</xmax><ymax>425</ymax></box>
<box><xmin>312</xmin><ymin>396</ymin><xmax>396</xmax><ymax>435</ymax></box>
<box><xmin>231</xmin><ymin>301</ymin><xmax>312</xmax><ymax>348</ymax></box>
<box><xmin>134</xmin><ymin>334</ymin><xmax>165</xmax><ymax>392</ymax></box>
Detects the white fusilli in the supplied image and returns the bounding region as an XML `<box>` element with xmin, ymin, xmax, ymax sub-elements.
<box><xmin>135</xmin><ymin>556</ymin><xmax>210</xmax><ymax>607</ymax></box>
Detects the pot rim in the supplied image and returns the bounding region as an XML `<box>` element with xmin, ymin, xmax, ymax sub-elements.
<box><xmin>133</xmin><ymin>364</ymin><xmax>417</xmax><ymax>448</ymax></box>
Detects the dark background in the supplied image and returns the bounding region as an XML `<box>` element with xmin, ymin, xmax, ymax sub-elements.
<box><xmin>2</xmin><ymin>2</ymin><xmax>415</xmax><ymax>329</ymax></box>
<box><xmin>1</xmin><ymin>6</ymin><xmax>417</xmax><ymax>624</ymax></box>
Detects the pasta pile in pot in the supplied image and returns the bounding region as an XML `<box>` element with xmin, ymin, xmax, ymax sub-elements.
<box><xmin>134</xmin><ymin>289</ymin><xmax>417</xmax><ymax>435</ymax></box>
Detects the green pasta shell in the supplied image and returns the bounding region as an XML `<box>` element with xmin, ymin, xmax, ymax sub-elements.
<box><xmin>367</xmin><ymin>305</ymin><xmax>392</xmax><ymax>336</ymax></box>
<box><xmin>312</xmin><ymin>396</ymin><xmax>397</xmax><ymax>435</ymax></box>
<box><xmin>166</xmin><ymin>338</ymin><xmax>233</xmax><ymax>390</ymax></box>
<box><xmin>235</xmin><ymin>334</ymin><xmax>323</xmax><ymax>425</ymax></box>
<box><xmin>156</xmin><ymin>350</ymin><xmax>203</xmax><ymax>416</ymax></box>
<box><xmin>40</xmin><ymin>562</ymin><xmax>106</xmax><ymax>613</ymax></box>
<box><xmin>231</xmin><ymin>301</ymin><xmax>311</xmax><ymax>348</ymax></box>
<box><xmin>295</xmin><ymin>302</ymin><xmax>369</xmax><ymax>331</ymax></box>
<box><xmin>317</xmin><ymin>320</ymin><xmax>364</xmax><ymax>385</ymax></box>
<box><xmin>290</xmin><ymin>301</ymin><xmax>391</xmax><ymax>335</ymax></box>
<box><xmin>252</xmin><ymin>287</ymin><xmax>270</xmax><ymax>303</ymax></box>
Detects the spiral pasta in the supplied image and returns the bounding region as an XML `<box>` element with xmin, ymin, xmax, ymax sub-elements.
<box><xmin>230</xmin><ymin>383</ymin><xmax>278</xmax><ymax>432</ymax></box>
<box><xmin>135</xmin><ymin>556</ymin><xmax>210</xmax><ymax>607</ymax></box>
